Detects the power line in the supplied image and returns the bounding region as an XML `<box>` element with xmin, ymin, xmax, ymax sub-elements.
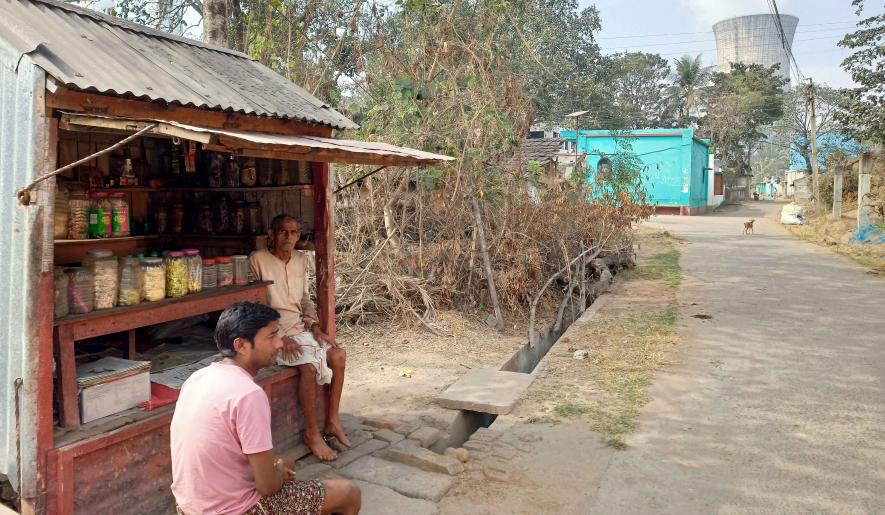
<box><xmin>594</xmin><ymin>19</ymin><xmax>858</xmax><ymax>40</ymax></box>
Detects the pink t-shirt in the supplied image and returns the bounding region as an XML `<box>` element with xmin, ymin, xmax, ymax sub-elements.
<box><xmin>170</xmin><ymin>362</ymin><xmax>273</xmax><ymax>515</ymax></box>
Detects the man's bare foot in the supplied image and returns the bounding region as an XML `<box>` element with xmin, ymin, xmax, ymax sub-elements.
<box><xmin>305</xmin><ymin>433</ymin><xmax>337</xmax><ymax>461</ymax></box>
<box><xmin>324</xmin><ymin>420</ymin><xmax>352</xmax><ymax>449</ymax></box>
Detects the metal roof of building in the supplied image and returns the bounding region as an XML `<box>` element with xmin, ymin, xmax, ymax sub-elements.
<box><xmin>0</xmin><ymin>0</ymin><xmax>358</xmax><ymax>130</ymax></box>
<box><xmin>504</xmin><ymin>138</ymin><xmax>565</xmax><ymax>169</ymax></box>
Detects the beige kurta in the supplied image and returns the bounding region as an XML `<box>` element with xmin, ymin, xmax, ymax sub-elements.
<box><xmin>249</xmin><ymin>250</ymin><xmax>331</xmax><ymax>384</ymax></box>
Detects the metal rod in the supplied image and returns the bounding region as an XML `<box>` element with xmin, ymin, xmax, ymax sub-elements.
<box><xmin>333</xmin><ymin>165</ymin><xmax>388</xmax><ymax>194</ymax></box>
<box><xmin>16</xmin><ymin>123</ymin><xmax>159</xmax><ymax>205</ymax></box>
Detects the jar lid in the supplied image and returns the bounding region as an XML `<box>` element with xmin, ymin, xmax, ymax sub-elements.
<box><xmin>142</xmin><ymin>257</ymin><xmax>163</xmax><ymax>264</ymax></box>
<box><xmin>87</xmin><ymin>249</ymin><xmax>113</xmax><ymax>258</ymax></box>
<box><xmin>216</xmin><ymin>257</ymin><xmax>232</xmax><ymax>263</ymax></box>
<box><xmin>202</xmin><ymin>258</ymin><xmax>216</xmax><ymax>265</ymax></box>
<box><xmin>231</xmin><ymin>254</ymin><xmax>248</xmax><ymax>260</ymax></box>
<box><xmin>167</xmin><ymin>251</ymin><xmax>184</xmax><ymax>257</ymax></box>
<box><xmin>182</xmin><ymin>249</ymin><xmax>200</xmax><ymax>255</ymax></box>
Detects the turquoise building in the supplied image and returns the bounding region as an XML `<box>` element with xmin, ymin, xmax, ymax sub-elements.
<box><xmin>559</xmin><ymin>129</ymin><xmax>711</xmax><ymax>215</ymax></box>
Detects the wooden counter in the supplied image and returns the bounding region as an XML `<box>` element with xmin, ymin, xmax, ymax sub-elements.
<box><xmin>54</xmin><ymin>281</ymin><xmax>271</xmax><ymax>428</ymax></box>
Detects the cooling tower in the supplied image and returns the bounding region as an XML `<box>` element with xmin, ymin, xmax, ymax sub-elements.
<box><xmin>713</xmin><ymin>14</ymin><xmax>799</xmax><ymax>84</ymax></box>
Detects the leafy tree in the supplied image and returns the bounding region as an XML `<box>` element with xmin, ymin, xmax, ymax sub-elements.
<box><xmin>700</xmin><ymin>63</ymin><xmax>786</xmax><ymax>180</ymax></box>
<box><xmin>837</xmin><ymin>0</ymin><xmax>885</xmax><ymax>145</ymax></box>
<box><xmin>668</xmin><ymin>54</ymin><xmax>712</xmax><ymax>127</ymax></box>
<box><xmin>595</xmin><ymin>52</ymin><xmax>673</xmax><ymax>129</ymax></box>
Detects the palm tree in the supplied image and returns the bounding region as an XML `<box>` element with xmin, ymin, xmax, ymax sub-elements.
<box><xmin>669</xmin><ymin>54</ymin><xmax>713</xmax><ymax>127</ymax></box>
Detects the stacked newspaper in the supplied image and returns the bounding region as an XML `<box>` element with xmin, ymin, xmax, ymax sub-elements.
<box><xmin>76</xmin><ymin>357</ymin><xmax>152</xmax><ymax>388</ymax></box>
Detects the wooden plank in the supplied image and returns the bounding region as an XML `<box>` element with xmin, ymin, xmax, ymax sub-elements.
<box><xmin>205</xmin><ymin>143</ymin><xmax>433</xmax><ymax>167</ymax></box>
<box><xmin>55</xmin><ymin>325</ymin><xmax>80</xmax><ymax>428</ymax></box>
<box><xmin>127</xmin><ymin>330</ymin><xmax>137</xmax><ymax>359</ymax></box>
<box><xmin>36</xmin><ymin>272</ymin><xmax>56</xmax><ymax>502</ymax></box>
<box><xmin>47</xmin><ymin>89</ymin><xmax>334</xmax><ymax>138</ymax></box>
<box><xmin>312</xmin><ymin>162</ymin><xmax>336</xmax><ymax>339</ymax></box>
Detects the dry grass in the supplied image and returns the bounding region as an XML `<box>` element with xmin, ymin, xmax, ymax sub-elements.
<box><xmin>786</xmin><ymin>208</ymin><xmax>885</xmax><ymax>274</ymax></box>
<box><xmin>515</xmin><ymin>229</ymin><xmax>682</xmax><ymax>448</ymax></box>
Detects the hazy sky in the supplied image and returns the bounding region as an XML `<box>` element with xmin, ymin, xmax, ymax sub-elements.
<box><xmin>583</xmin><ymin>0</ymin><xmax>874</xmax><ymax>88</ymax></box>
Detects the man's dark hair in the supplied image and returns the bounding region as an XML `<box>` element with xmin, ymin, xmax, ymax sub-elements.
<box><xmin>269</xmin><ymin>214</ymin><xmax>300</xmax><ymax>233</ymax></box>
<box><xmin>215</xmin><ymin>302</ymin><xmax>280</xmax><ymax>357</ymax></box>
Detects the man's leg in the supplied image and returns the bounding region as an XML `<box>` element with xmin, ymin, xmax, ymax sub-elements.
<box><xmin>321</xmin><ymin>479</ymin><xmax>361</xmax><ymax>515</ymax></box>
<box><xmin>323</xmin><ymin>347</ymin><xmax>352</xmax><ymax>448</ymax></box>
<box><xmin>297</xmin><ymin>363</ymin><xmax>337</xmax><ymax>461</ymax></box>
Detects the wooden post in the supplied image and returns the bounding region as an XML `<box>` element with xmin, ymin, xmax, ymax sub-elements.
<box><xmin>832</xmin><ymin>170</ymin><xmax>843</xmax><ymax>220</ymax></box>
<box><xmin>312</xmin><ymin>161</ymin><xmax>336</xmax><ymax>339</ymax></box>
<box><xmin>858</xmin><ymin>152</ymin><xmax>872</xmax><ymax>229</ymax></box>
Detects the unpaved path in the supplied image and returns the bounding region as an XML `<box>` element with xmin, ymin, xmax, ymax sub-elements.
<box><xmin>588</xmin><ymin>202</ymin><xmax>885</xmax><ymax>513</ymax></box>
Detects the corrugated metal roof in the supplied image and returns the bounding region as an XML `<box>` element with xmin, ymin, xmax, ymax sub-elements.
<box><xmin>0</xmin><ymin>0</ymin><xmax>358</xmax><ymax>130</ymax></box>
<box><xmin>504</xmin><ymin>138</ymin><xmax>565</xmax><ymax>169</ymax></box>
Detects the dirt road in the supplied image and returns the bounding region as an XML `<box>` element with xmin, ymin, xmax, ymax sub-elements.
<box><xmin>587</xmin><ymin>202</ymin><xmax>885</xmax><ymax>513</ymax></box>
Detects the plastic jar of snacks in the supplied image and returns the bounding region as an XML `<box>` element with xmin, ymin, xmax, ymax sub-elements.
<box><xmin>118</xmin><ymin>256</ymin><xmax>142</xmax><ymax>306</ymax></box>
<box><xmin>109</xmin><ymin>192</ymin><xmax>130</xmax><ymax>237</ymax></box>
<box><xmin>141</xmin><ymin>257</ymin><xmax>166</xmax><ymax>301</ymax></box>
<box><xmin>67</xmin><ymin>267</ymin><xmax>94</xmax><ymax>314</ymax></box>
<box><xmin>165</xmin><ymin>251</ymin><xmax>188</xmax><ymax>298</ymax></box>
<box><xmin>54</xmin><ymin>182</ymin><xmax>69</xmax><ymax>239</ymax></box>
<box><xmin>232</xmin><ymin>255</ymin><xmax>249</xmax><ymax>285</ymax></box>
<box><xmin>92</xmin><ymin>255</ymin><xmax>119</xmax><ymax>310</ymax></box>
<box><xmin>216</xmin><ymin>257</ymin><xmax>233</xmax><ymax>287</ymax></box>
<box><xmin>67</xmin><ymin>190</ymin><xmax>90</xmax><ymax>240</ymax></box>
<box><xmin>183</xmin><ymin>249</ymin><xmax>203</xmax><ymax>293</ymax></box>
<box><xmin>88</xmin><ymin>192</ymin><xmax>112</xmax><ymax>239</ymax></box>
<box><xmin>54</xmin><ymin>267</ymin><xmax>70</xmax><ymax>318</ymax></box>
<box><xmin>201</xmin><ymin>258</ymin><xmax>218</xmax><ymax>289</ymax></box>
<box><xmin>170</xmin><ymin>203</ymin><xmax>185</xmax><ymax>234</ymax></box>
<box><xmin>240</xmin><ymin>157</ymin><xmax>257</xmax><ymax>187</ymax></box>
<box><xmin>233</xmin><ymin>201</ymin><xmax>247</xmax><ymax>234</ymax></box>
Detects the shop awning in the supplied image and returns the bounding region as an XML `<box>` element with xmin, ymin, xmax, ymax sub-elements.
<box><xmin>59</xmin><ymin>113</ymin><xmax>454</xmax><ymax>167</ymax></box>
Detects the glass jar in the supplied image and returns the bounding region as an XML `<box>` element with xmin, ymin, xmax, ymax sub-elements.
<box><xmin>67</xmin><ymin>267</ymin><xmax>94</xmax><ymax>314</ymax></box>
<box><xmin>213</xmin><ymin>195</ymin><xmax>231</xmax><ymax>234</ymax></box>
<box><xmin>92</xmin><ymin>256</ymin><xmax>119</xmax><ymax>310</ymax></box>
<box><xmin>232</xmin><ymin>255</ymin><xmax>249</xmax><ymax>285</ymax></box>
<box><xmin>201</xmin><ymin>258</ymin><xmax>218</xmax><ymax>289</ymax></box>
<box><xmin>68</xmin><ymin>190</ymin><xmax>90</xmax><ymax>240</ymax></box>
<box><xmin>54</xmin><ymin>267</ymin><xmax>70</xmax><ymax>318</ymax></box>
<box><xmin>54</xmin><ymin>181</ymin><xmax>70</xmax><ymax>239</ymax></box>
<box><xmin>198</xmin><ymin>204</ymin><xmax>213</xmax><ymax>234</ymax></box>
<box><xmin>170</xmin><ymin>203</ymin><xmax>185</xmax><ymax>234</ymax></box>
<box><xmin>83</xmin><ymin>248</ymin><xmax>113</xmax><ymax>271</ymax></box>
<box><xmin>206</xmin><ymin>152</ymin><xmax>224</xmax><ymax>188</ymax></box>
<box><xmin>88</xmin><ymin>192</ymin><xmax>112</xmax><ymax>239</ymax></box>
<box><xmin>224</xmin><ymin>155</ymin><xmax>240</xmax><ymax>188</ymax></box>
<box><xmin>257</xmin><ymin>159</ymin><xmax>274</xmax><ymax>186</ymax></box>
<box><xmin>233</xmin><ymin>201</ymin><xmax>247</xmax><ymax>235</ymax></box>
<box><xmin>183</xmin><ymin>249</ymin><xmax>203</xmax><ymax>293</ymax></box>
<box><xmin>275</xmin><ymin>160</ymin><xmax>293</xmax><ymax>186</ymax></box>
<box><xmin>216</xmin><ymin>257</ymin><xmax>233</xmax><ymax>287</ymax></box>
<box><xmin>141</xmin><ymin>257</ymin><xmax>166</xmax><ymax>301</ymax></box>
<box><xmin>165</xmin><ymin>251</ymin><xmax>188</xmax><ymax>298</ymax></box>
<box><xmin>109</xmin><ymin>192</ymin><xmax>130</xmax><ymax>237</ymax></box>
<box><xmin>296</xmin><ymin>160</ymin><xmax>313</xmax><ymax>185</ymax></box>
<box><xmin>118</xmin><ymin>256</ymin><xmax>142</xmax><ymax>306</ymax></box>
<box><xmin>247</xmin><ymin>202</ymin><xmax>263</xmax><ymax>234</ymax></box>
<box><xmin>240</xmin><ymin>157</ymin><xmax>257</xmax><ymax>187</ymax></box>
<box><xmin>156</xmin><ymin>206</ymin><xmax>168</xmax><ymax>234</ymax></box>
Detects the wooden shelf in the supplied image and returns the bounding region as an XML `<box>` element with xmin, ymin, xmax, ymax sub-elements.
<box><xmin>54</xmin><ymin>235</ymin><xmax>159</xmax><ymax>246</ymax></box>
<box><xmin>93</xmin><ymin>185</ymin><xmax>312</xmax><ymax>193</ymax></box>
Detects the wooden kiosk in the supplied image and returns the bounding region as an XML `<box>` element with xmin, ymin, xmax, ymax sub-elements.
<box><xmin>0</xmin><ymin>1</ymin><xmax>451</xmax><ymax>513</ymax></box>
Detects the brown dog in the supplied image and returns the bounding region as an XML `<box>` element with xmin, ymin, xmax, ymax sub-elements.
<box><xmin>743</xmin><ymin>219</ymin><xmax>755</xmax><ymax>235</ymax></box>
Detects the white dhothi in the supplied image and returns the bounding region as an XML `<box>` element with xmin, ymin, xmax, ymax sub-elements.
<box><xmin>249</xmin><ymin>249</ymin><xmax>332</xmax><ymax>385</ymax></box>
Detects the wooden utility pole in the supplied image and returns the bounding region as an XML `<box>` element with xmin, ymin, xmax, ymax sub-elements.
<box><xmin>832</xmin><ymin>169</ymin><xmax>843</xmax><ymax>220</ymax></box>
<box><xmin>807</xmin><ymin>78</ymin><xmax>821</xmax><ymax>213</ymax></box>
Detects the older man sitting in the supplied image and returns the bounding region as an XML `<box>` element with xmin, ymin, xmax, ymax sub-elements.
<box><xmin>249</xmin><ymin>214</ymin><xmax>350</xmax><ymax>461</ymax></box>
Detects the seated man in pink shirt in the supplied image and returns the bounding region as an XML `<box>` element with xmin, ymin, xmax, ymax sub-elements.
<box><xmin>170</xmin><ymin>302</ymin><xmax>361</xmax><ymax>515</ymax></box>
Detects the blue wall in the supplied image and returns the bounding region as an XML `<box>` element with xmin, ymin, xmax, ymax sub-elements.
<box><xmin>559</xmin><ymin>129</ymin><xmax>710</xmax><ymax>208</ymax></box>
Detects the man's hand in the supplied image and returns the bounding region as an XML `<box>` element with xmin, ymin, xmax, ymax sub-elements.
<box><xmin>274</xmin><ymin>458</ymin><xmax>296</xmax><ymax>482</ymax></box>
<box><xmin>310</xmin><ymin>323</ymin><xmax>340</xmax><ymax>349</ymax></box>
<box><xmin>280</xmin><ymin>336</ymin><xmax>304</xmax><ymax>362</ymax></box>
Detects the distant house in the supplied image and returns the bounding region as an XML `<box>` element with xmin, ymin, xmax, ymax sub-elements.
<box><xmin>559</xmin><ymin>129</ymin><xmax>711</xmax><ymax>215</ymax></box>
<box><xmin>503</xmin><ymin>138</ymin><xmax>566</xmax><ymax>200</ymax></box>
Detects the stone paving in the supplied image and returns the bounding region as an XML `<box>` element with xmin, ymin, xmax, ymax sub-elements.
<box><xmin>294</xmin><ymin>413</ymin><xmax>531</xmax><ymax>513</ymax></box>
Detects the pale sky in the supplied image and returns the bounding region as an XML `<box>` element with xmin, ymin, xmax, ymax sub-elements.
<box><xmin>583</xmin><ymin>0</ymin><xmax>875</xmax><ymax>88</ymax></box>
